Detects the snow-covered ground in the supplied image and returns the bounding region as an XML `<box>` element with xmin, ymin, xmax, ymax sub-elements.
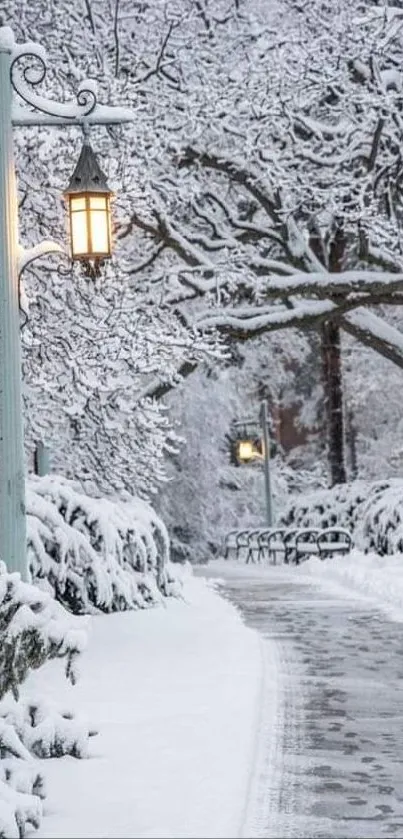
<box><xmin>23</xmin><ymin>549</ymin><xmax>403</xmax><ymax>838</ymax></box>
<box><xmin>26</xmin><ymin>569</ymin><xmax>266</xmax><ymax>839</ymax></box>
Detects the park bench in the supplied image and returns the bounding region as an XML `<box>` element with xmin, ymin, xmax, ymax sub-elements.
<box><xmin>284</xmin><ymin>527</ymin><xmax>352</xmax><ymax>564</ymax></box>
<box><xmin>224</xmin><ymin>528</ymin><xmax>273</xmax><ymax>562</ymax></box>
<box><xmin>223</xmin><ymin>526</ymin><xmax>352</xmax><ymax>564</ymax></box>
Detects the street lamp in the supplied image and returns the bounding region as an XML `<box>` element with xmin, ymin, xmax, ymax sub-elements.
<box><xmin>233</xmin><ymin>420</ymin><xmax>263</xmax><ymax>464</ymax></box>
<box><xmin>64</xmin><ymin>138</ymin><xmax>114</xmax><ymax>278</ymax></box>
<box><xmin>0</xmin><ymin>25</ymin><xmax>134</xmax><ymax>578</ymax></box>
<box><xmin>231</xmin><ymin>400</ymin><xmax>275</xmax><ymax>527</ymax></box>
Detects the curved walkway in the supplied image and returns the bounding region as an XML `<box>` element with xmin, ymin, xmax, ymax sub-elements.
<box><xmin>204</xmin><ymin>562</ymin><xmax>403</xmax><ymax>838</ymax></box>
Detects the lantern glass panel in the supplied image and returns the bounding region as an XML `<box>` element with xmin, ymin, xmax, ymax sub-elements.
<box><xmin>70</xmin><ymin>207</ymin><xmax>89</xmax><ymax>256</ymax></box>
<box><xmin>90</xmin><ymin>207</ymin><xmax>109</xmax><ymax>254</ymax></box>
<box><xmin>238</xmin><ymin>440</ymin><xmax>255</xmax><ymax>461</ymax></box>
<box><xmin>89</xmin><ymin>196</ymin><xmax>107</xmax><ymax>210</ymax></box>
<box><xmin>71</xmin><ymin>196</ymin><xmax>86</xmax><ymax>211</ymax></box>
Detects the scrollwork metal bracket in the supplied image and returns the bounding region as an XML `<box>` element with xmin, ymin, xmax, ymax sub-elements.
<box><xmin>3</xmin><ymin>27</ymin><xmax>134</xmax><ymax>127</ymax></box>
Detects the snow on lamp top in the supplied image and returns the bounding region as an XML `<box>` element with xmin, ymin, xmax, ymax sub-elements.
<box><xmin>1</xmin><ymin>25</ymin><xmax>134</xmax><ymax>125</ymax></box>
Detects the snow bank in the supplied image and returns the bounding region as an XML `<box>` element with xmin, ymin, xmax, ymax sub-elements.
<box><xmin>29</xmin><ymin>571</ymin><xmax>262</xmax><ymax>839</ymax></box>
<box><xmin>27</xmin><ymin>475</ymin><xmax>180</xmax><ymax>614</ymax></box>
<box><xmin>300</xmin><ymin>549</ymin><xmax>403</xmax><ymax>618</ymax></box>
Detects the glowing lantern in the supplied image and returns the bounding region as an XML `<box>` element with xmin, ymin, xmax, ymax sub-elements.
<box><xmin>64</xmin><ymin>141</ymin><xmax>113</xmax><ymax>277</ymax></box>
<box><xmin>237</xmin><ymin>439</ymin><xmax>259</xmax><ymax>463</ymax></box>
<box><xmin>230</xmin><ymin>419</ymin><xmax>263</xmax><ymax>465</ymax></box>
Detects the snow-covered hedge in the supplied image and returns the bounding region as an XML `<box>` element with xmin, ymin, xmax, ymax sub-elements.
<box><xmin>27</xmin><ymin>475</ymin><xmax>180</xmax><ymax>614</ymax></box>
<box><xmin>0</xmin><ymin>476</ymin><xmax>181</xmax><ymax>835</ymax></box>
<box><xmin>0</xmin><ymin>564</ymin><xmax>90</xmax><ymax>837</ymax></box>
<box><xmin>280</xmin><ymin>478</ymin><xmax>403</xmax><ymax>555</ymax></box>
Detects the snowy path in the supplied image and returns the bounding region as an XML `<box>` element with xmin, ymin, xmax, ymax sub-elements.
<box><xmin>28</xmin><ymin>573</ymin><xmax>265</xmax><ymax>839</ymax></box>
<box><xmin>203</xmin><ymin>562</ymin><xmax>403</xmax><ymax>838</ymax></box>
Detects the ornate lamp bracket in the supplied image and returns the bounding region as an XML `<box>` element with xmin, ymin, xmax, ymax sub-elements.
<box><xmin>0</xmin><ymin>24</ymin><xmax>134</xmax><ymax>273</ymax></box>
<box><xmin>3</xmin><ymin>26</ymin><xmax>134</xmax><ymax>127</ymax></box>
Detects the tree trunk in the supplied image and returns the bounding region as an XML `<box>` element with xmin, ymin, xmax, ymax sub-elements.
<box><xmin>346</xmin><ymin>408</ymin><xmax>358</xmax><ymax>479</ymax></box>
<box><xmin>319</xmin><ymin>218</ymin><xmax>348</xmax><ymax>487</ymax></box>
<box><xmin>321</xmin><ymin>320</ymin><xmax>347</xmax><ymax>486</ymax></box>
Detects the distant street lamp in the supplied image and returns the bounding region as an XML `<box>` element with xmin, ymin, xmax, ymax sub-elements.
<box><xmin>231</xmin><ymin>400</ymin><xmax>275</xmax><ymax>527</ymax></box>
<box><xmin>0</xmin><ymin>25</ymin><xmax>134</xmax><ymax>578</ymax></box>
<box><xmin>260</xmin><ymin>400</ymin><xmax>274</xmax><ymax>528</ymax></box>
<box><xmin>237</xmin><ymin>438</ymin><xmax>259</xmax><ymax>463</ymax></box>
<box><xmin>233</xmin><ymin>420</ymin><xmax>263</xmax><ymax>464</ymax></box>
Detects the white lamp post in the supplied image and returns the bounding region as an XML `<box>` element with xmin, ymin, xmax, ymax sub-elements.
<box><xmin>0</xmin><ymin>25</ymin><xmax>133</xmax><ymax>579</ymax></box>
<box><xmin>232</xmin><ymin>400</ymin><xmax>274</xmax><ymax>527</ymax></box>
<box><xmin>260</xmin><ymin>400</ymin><xmax>274</xmax><ymax>528</ymax></box>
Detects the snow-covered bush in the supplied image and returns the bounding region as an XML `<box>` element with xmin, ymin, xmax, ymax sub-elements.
<box><xmin>280</xmin><ymin>482</ymin><xmax>369</xmax><ymax>533</ymax></box>
<box><xmin>0</xmin><ymin>566</ymin><xmax>85</xmax><ymax>702</ymax></box>
<box><xmin>28</xmin><ymin>475</ymin><xmax>180</xmax><ymax>614</ymax></box>
<box><xmin>0</xmin><ymin>564</ymin><xmax>89</xmax><ymax>837</ymax></box>
<box><xmin>354</xmin><ymin>482</ymin><xmax>403</xmax><ymax>556</ymax></box>
<box><xmin>280</xmin><ymin>479</ymin><xmax>403</xmax><ymax>556</ymax></box>
<box><xmin>0</xmin><ymin>697</ymin><xmax>95</xmax><ymax>760</ymax></box>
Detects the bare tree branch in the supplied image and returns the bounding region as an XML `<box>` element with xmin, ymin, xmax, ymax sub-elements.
<box><xmin>133</xmin><ymin>22</ymin><xmax>177</xmax><ymax>85</ymax></box>
<box><xmin>113</xmin><ymin>0</ymin><xmax>121</xmax><ymax>78</ymax></box>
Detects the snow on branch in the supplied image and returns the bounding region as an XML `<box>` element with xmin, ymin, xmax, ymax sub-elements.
<box><xmin>0</xmin><ymin>566</ymin><xmax>87</xmax><ymax>701</ymax></box>
<box><xmin>254</xmin><ymin>270</ymin><xmax>403</xmax><ymax>298</ymax></box>
<box><xmin>341</xmin><ymin>309</ymin><xmax>403</xmax><ymax>367</ymax></box>
<box><xmin>17</xmin><ymin>242</ymin><xmax>65</xmax><ymax>278</ymax></box>
<box><xmin>196</xmin><ymin>299</ymin><xmax>336</xmax><ymax>335</ymax></box>
<box><xmin>195</xmin><ymin>293</ymin><xmax>394</xmax><ymax>337</ymax></box>
<box><xmin>0</xmin><ymin>696</ymin><xmax>96</xmax><ymax>760</ymax></box>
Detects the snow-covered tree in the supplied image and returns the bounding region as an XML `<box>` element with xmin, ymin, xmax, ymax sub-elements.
<box><xmin>113</xmin><ymin>0</ymin><xmax>403</xmax><ymax>485</ymax></box>
<box><xmin>5</xmin><ymin>0</ymin><xmax>403</xmax><ymax>510</ymax></box>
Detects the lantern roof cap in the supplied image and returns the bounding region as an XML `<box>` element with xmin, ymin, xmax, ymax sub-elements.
<box><xmin>64</xmin><ymin>141</ymin><xmax>113</xmax><ymax>195</ymax></box>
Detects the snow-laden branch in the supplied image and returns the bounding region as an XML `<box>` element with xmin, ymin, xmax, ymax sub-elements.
<box><xmin>341</xmin><ymin>310</ymin><xmax>403</xmax><ymax>368</ymax></box>
<box><xmin>256</xmin><ymin>270</ymin><xmax>403</xmax><ymax>298</ymax></box>
<box><xmin>195</xmin><ymin>293</ymin><xmax>403</xmax><ymax>369</ymax></box>
<box><xmin>196</xmin><ymin>299</ymin><xmax>339</xmax><ymax>336</ymax></box>
<box><xmin>18</xmin><ymin>241</ymin><xmax>65</xmax><ymax>277</ymax></box>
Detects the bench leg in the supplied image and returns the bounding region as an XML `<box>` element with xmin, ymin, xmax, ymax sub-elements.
<box><xmin>269</xmin><ymin>550</ymin><xmax>276</xmax><ymax>566</ymax></box>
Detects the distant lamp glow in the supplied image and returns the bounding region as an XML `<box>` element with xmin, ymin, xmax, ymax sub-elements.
<box><xmin>233</xmin><ymin>418</ymin><xmax>263</xmax><ymax>464</ymax></box>
<box><xmin>64</xmin><ymin>141</ymin><xmax>113</xmax><ymax>277</ymax></box>
<box><xmin>237</xmin><ymin>439</ymin><xmax>257</xmax><ymax>462</ymax></box>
